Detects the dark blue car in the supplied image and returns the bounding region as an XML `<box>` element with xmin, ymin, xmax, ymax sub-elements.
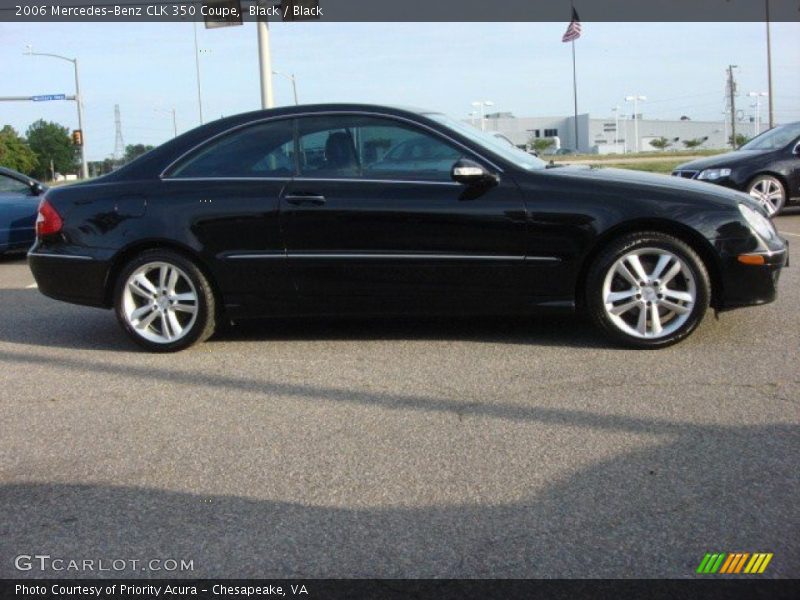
<box><xmin>0</xmin><ymin>167</ymin><xmax>46</xmax><ymax>255</ymax></box>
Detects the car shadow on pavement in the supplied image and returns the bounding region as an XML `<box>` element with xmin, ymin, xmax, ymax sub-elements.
<box><xmin>0</xmin><ymin>414</ymin><xmax>796</xmax><ymax>578</ymax></box>
<box><xmin>0</xmin><ymin>289</ymin><xmax>131</xmax><ymax>352</ymax></box>
<box><xmin>0</xmin><ymin>253</ymin><xmax>28</xmax><ymax>264</ymax></box>
<box><xmin>0</xmin><ymin>288</ymin><xmax>614</xmax><ymax>351</ymax></box>
<box><xmin>213</xmin><ymin>314</ymin><xmax>612</xmax><ymax>349</ymax></box>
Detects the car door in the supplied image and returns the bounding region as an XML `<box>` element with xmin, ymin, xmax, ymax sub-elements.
<box><xmin>161</xmin><ymin>118</ymin><xmax>296</xmax><ymax>314</ymax></box>
<box><xmin>788</xmin><ymin>137</ymin><xmax>800</xmax><ymax>201</ymax></box>
<box><xmin>0</xmin><ymin>173</ymin><xmax>38</xmax><ymax>251</ymax></box>
<box><xmin>280</xmin><ymin>113</ymin><xmax>529</xmax><ymax>315</ymax></box>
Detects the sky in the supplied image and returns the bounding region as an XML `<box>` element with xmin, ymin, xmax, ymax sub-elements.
<box><xmin>1</xmin><ymin>21</ymin><xmax>798</xmax><ymax>161</ymax></box>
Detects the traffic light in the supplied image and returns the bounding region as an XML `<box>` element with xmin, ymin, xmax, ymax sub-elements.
<box><xmin>72</xmin><ymin>130</ymin><xmax>83</xmax><ymax>146</ymax></box>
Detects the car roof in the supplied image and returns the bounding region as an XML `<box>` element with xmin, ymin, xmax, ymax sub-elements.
<box><xmin>99</xmin><ymin>104</ymin><xmax>476</xmax><ymax>182</ymax></box>
<box><xmin>0</xmin><ymin>166</ymin><xmax>40</xmax><ymax>185</ymax></box>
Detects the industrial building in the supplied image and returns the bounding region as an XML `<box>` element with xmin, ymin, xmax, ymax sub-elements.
<box><xmin>477</xmin><ymin>112</ymin><xmax>745</xmax><ymax>154</ymax></box>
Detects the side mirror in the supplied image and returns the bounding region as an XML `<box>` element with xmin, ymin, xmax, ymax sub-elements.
<box><xmin>793</xmin><ymin>141</ymin><xmax>800</xmax><ymax>156</ymax></box>
<box><xmin>451</xmin><ymin>158</ymin><xmax>498</xmax><ymax>186</ymax></box>
<box><xmin>30</xmin><ymin>182</ymin><xmax>45</xmax><ymax>196</ymax></box>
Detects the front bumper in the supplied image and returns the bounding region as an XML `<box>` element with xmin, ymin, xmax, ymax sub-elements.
<box><xmin>716</xmin><ymin>240</ymin><xmax>788</xmax><ymax>310</ymax></box>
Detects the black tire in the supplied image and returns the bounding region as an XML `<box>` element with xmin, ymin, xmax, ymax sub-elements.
<box><xmin>586</xmin><ymin>232</ymin><xmax>710</xmax><ymax>349</ymax></box>
<box><xmin>113</xmin><ymin>249</ymin><xmax>216</xmax><ymax>352</ymax></box>
<box><xmin>747</xmin><ymin>174</ymin><xmax>786</xmax><ymax>216</ymax></box>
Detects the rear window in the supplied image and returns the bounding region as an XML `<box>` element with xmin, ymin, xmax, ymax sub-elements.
<box><xmin>170</xmin><ymin>119</ymin><xmax>295</xmax><ymax>178</ymax></box>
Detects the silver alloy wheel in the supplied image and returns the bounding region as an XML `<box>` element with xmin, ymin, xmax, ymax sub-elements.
<box><xmin>748</xmin><ymin>177</ymin><xmax>784</xmax><ymax>216</ymax></box>
<box><xmin>602</xmin><ymin>247</ymin><xmax>696</xmax><ymax>339</ymax></box>
<box><xmin>122</xmin><ymin>261</ymin><xmax>199</xmax><ymax>344</ymax></box>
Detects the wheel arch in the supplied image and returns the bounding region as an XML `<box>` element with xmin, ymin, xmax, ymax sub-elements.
<box><xmin>746</xmin><ymin>170</ymin><xmax>789</xmax><ymax>195</ymax></box>
<box><xmin>575</xmin><ymin>218</ymin><xmax>724</xmax><ymax>310</ymax></box>
<box><xmin>104</xmin><ymin>239</ymin><xmax>223</xmax><ymax>311</ymax></box>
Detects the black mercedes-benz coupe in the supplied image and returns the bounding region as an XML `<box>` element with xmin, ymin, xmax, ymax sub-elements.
<box><xmin>29</xmin><ymin>104</ymin><xmax>788</xmax><ymax>351</ymax></box>
<box><xmin>673</xmin><ymin>121</ymin><xmax>800</xmax><ymax>216</ymax></box>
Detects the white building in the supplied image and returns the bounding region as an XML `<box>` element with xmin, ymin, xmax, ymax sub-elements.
<box><xmin>478</xmin><ymin>112</ymin><xmax>735</xmax><ymax>154</ymax></box>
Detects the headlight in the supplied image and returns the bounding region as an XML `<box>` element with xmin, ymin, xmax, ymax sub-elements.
<box><xmin>739</xmin><ymin>203</ymin><xmax>776</xmax><ymax>241</ymax></box>
<box><xmin>697</xmin><ymin>168</ymin><xmax>732</xmax><ymax>181</ymax></box>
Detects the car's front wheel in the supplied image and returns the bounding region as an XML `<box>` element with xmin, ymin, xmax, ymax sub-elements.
<box><xmin>747</xmin><ymin>174</ymin><xmax>786</xmax><ymax>216</ymax></box>
<box><xmin>114</xmin><ymin>249</ymin><xmax>216</xmax><ymax>352</ymax></box>
<box><xmin>586</xmin><ymin>232</ymin><xmax>710</xmax><ymax>348</ymax></box>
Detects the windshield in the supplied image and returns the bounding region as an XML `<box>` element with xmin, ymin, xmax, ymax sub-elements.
<box><xmin>424</xmin><ymin>113</ymin><xmax>546</xmax><ymax>170</ymax></box>
<box><xmin>740</xmin><ymin>122</ymin><xmax>800</xmax><ymax>151</ymax></box>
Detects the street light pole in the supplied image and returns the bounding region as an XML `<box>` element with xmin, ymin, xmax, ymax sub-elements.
<box><xmin>471</xmin><ymin>100</ymin><xmax>494</xmax><ymax>132</ymax></box>
<box><xmin>193</xmin><ymin>22</ymin><xmax>205</xmax><ymax>124</ymax></box>
<box><xmin>748</xmin><ymin>92</ymin><xmax>767</xmax><ymax>136</ymax></box>
<box><xmin>272</xmin><ymin>71</ymin><xmax>298</xmax><ymax>105</ymax></box>
<box><xmin>24</xmin><ymin>48</ymin><xmax>89</xmax><ymax>179</ymax></box>
<box><xmin>257</xmin><ymin>15</ymin><xmax>275</xmax><ymax>109</ymax></box>
<box><xmin>625</xmin><ymin>95</ymin><xmax>646</xmax><ymax>152</ymax></box>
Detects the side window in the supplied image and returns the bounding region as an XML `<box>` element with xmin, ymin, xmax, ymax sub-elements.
<box><xmin>296</xmin><ymin>115</ymin><xmax>463</xmax><ymax>181</ymax></box>
<box><xmin>0</xmin><ymin>174</ymin><xmax>32</xmax><ymax>194</ymax></box>
<box><xmin>170</xmin><ymin>119</ymin><xmax>295</xmax><ymax>178</ymax></box>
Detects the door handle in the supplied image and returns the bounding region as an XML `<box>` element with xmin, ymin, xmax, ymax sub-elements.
<box><xmin>284</xmin><ymin>194</ymin><xmax>326</xmax><ymax>206</ymax></box>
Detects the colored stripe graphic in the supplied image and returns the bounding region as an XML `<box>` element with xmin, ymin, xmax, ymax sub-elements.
<box><xmin>758</xmin><ymin>553</ymin><xmax>773</xmax><ymax>573</ymax></box>
<box><xmin>734</xmin><ymin>553</ymin><xmax>750</xmax><ymax>573</ymax></box>
<box><xmin>719</xmin><ymin>553</ymin><xmax>736</xmax><ymax>573</ymax></box>
<box><xmin>697</xmin><ymin>552</ymin><xmax>772</xmax><ymax>574</ymax></box>
<box><xmin>696</xmin><ymin>553</ymin><xmax>712</xmax><ymax>573</ymax></box>
<box><xmin>697</xmin><ymin>553</ymin><xmax>726</xmax><ymax>573</ymax></box>
<box><xmin>720</xmin><ymin>553</ymin><xmax>739</xmax><ymax>574</ymax></box>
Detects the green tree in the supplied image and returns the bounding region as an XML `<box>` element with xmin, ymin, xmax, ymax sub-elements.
<box><xmin>88</xmin><ymin>157</ymin><xmax>117</xmax><ymax>177</ymax></box>
<box><xmin>729</xmin><ymin>133</ymin><xmax>750</xmax><ymax>148</ymax></box>
<box><xmin>25</xmin><ymin>119</ymin><xmax>78</xmax><ymax>180</ymax></box>
<box><xmin>0</xmin><ymin>125</ymin><xmax>39</xmax><ymax>175</ymax></box>
<box><xmin>649</xmin><ymin>137</ymin><xmax>672</xmax><ymax>151</ymax></box>
<box><xmin>682</xmin><ymin>138</ymin><xmax>705</xmax><ymax>149</ymax></box>
<box><xmin>123</xmin><ymin>143</ymin><xmax>155</xmax><ymax>163</ymax></box>
<box><xmin>528</xmin><ymin>137</ymin><xmax>555</xmax><ymax>154</ymax></box>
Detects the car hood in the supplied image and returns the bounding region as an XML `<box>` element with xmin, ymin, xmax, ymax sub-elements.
<box><xmin>530</xmin><ymin>164</ymin><xmax>773</xmax><ymax>219</ymax></box>
<box><xmin>674</xmin><ymin>150</ymin><xmax>765</xmax><ymax>171</ymax></box>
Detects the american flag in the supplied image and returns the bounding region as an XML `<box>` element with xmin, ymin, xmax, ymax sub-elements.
<box><xmin>562</xmin><ymin>8</ymin><xmax>582</xmax><ymax>42</ymax></box>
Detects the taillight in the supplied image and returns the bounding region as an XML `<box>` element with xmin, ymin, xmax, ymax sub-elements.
<box><xmin>36</xmin><ymin>198</ymin><xmax>63</xmax><ymax>237</ymax></box>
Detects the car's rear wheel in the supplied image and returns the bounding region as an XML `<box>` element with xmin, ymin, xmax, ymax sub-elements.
<box><xmin>586</xmin><ymin>232</ymin><xmax>710</xmax><ymax>348</ymax></box>
<box><xmin>114</xmin><ymin>249</ymin><xmax>216</xmax><ymax>352</ymax></box>
<box><xmin>747</xmin><ymin>174</ymin><xmax>786</xmax><ymax>216</ymax></box>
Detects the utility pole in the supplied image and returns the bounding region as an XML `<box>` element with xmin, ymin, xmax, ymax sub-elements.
<box><xmin>170</xmin><ymin>107</ymin><xmax>177</xmax><ymax>137</ymax></box>
<box><xmin>765</xmin><ymin>0</ymin><xmax>774</xmax><ymax>129</ymax></box>
<box><xmin>727</xmin><ymin>65</ymin><xmax>738</xmax><ymax>149</ymax></box>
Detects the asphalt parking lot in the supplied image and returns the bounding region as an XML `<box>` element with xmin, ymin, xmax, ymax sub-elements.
<box><xmin>1</xmin><ymin>212</ymin><xmax>798</xmax><ymax>579</ymax></box>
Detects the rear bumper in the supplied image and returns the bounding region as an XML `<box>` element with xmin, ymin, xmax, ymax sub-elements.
<box><xmin>28</xmin><ymin>247</ymin><xmax>110</xmax><ymax>308</ymax></box>
<box><xmin>717</xmin><ymin>242</ymin><xmax>788</xmax><ymax>310</ymax></box>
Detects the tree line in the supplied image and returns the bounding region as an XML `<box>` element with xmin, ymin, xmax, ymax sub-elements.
<box><xmin>0</xmin><ymin>120</ymin><xmax>154</xmax><ymax>181</ymax></box>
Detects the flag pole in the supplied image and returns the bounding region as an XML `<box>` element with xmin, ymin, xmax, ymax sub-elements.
<box><xmin>571</xmin><ymin>39</ymin><xmax>578</xmax><ymax>151</ymax></box>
